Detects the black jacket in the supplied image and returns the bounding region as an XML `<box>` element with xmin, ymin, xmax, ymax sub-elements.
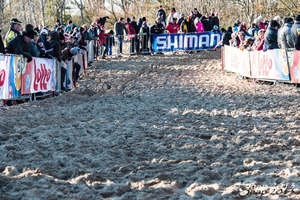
<box><xmin>0</xmin><ymin>34</ymin><xmax>5</xmax><ymax>54</ymax></box>
<box><xmin>49</xmin><ymin>31</ymin><xmax>62</xmax><ymax>62</ymax></box>
<box><xmin>5</xmin><ymin>35</ymin><xmax>32</xmax><ymax>59</ymax></box>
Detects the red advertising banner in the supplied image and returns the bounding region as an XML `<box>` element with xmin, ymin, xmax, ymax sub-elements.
<box><xmin>21</xmin><ymin>57</ymin><xmax>56</xmax><ymax>94</ymax></box>
<box><xmin>290</xmin><ymin>50</ymin><xmax>300</xmax><ymax>83</ymax></box>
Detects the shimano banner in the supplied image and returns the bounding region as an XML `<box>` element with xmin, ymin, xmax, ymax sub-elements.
<box><xmin>152</xmin><ymin>32</ymin><xmax>222</xmax><ymax>52</ymax></box>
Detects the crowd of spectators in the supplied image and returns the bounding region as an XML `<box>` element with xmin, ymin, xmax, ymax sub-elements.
<box><xmin>217</xmin><ymin>14</ymin><xmax>300</xmax><ymax>52</ymax></box>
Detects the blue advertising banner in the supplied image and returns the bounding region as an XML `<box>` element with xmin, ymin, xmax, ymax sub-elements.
<box><xmin>152</xmin><ymin>32</ymin><xmax>222</xmax><ymax>52</ymax></box>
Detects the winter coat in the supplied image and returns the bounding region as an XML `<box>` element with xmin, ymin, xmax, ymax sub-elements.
<box><xmin>264</xmin><ymin>27</ymin><xmax>279</xmax><ymax>50</ymax></box>
<box><xmin>6</xmin><ymin>35</ymin><xmax>32</xmax><ymax>59</ymax></box>
<box><xmin>278</xmin><ymin>22</ymin><xmax>294</xmax><ymax>49</ymax></box>
<box><xmin>156</xmin><ymin>8</ymin><xmax>166</xmax><ymax>22</ymax></box>
<box><xmin>4</xmin><ymin>29</ymin><xmax>21</xmax><ymax>47</ymax></box>
<box><xmin>195</xmin><ymin>22</ymin><xmax>204</xmax><ymax>33</ymax></box>
<box><xmin>180</xmin><ymin>18</ymin><xmax>196</xmax><ymax>33</ymax></box>
<box><xmin>166</xmin><ymin>22</ymin><xmax>180</xmax><ymax>33</ymax></box>
<box><xmin>49</xmin><ymin>31</ymin><xmax>62</xmax><ymax>62</ymax></box>
<box><xmin>150</xmin><ymin>22</ymin><xmax>165</xmax><ymax>34</ymax></box>
<box><xmin>291</xmin><ymin>21</ymin><xmax>300</xmax><ymax>44</ymax></box>
<box><xmin>114</xmin><ymin>22</ymin><xmax>127</xmax><ymax>36</ymax></box>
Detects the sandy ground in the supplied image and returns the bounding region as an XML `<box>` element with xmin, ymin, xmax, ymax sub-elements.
<box><xmin>1</xmin><ymin>50</ymin><xmax>300</xmax><ymax>199</ymax></box>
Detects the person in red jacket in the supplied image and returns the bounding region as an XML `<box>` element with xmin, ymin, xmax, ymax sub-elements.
<box><xmin>98</xmin><ymin>25</ymin><xmax>108</xmax><ymax>59</ymax></box>
<box><xmin>125</xmin><ymin>18</ymin><xmax>137</xmax><ymax>55</ymax></box>
<box><xmin>252</xmin><ymin>29</ymin><xmax>265</xmax><ymax>51</ymax></box>
<box><xmin>166</xmin><ymin>17</ymin><xmax>180</xmax><ymax>33</ymax></box>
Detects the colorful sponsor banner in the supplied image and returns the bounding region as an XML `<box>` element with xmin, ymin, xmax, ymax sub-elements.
<box><xmin>0</xmin><ymin>55</ymin><xmax>10</xmax><ymax>99</ymax></box>
<box><xmin>152</xmin><ymin>32</ymin><xmax>222</xmax><ymax>52</ymax></box>
<box><xmin>290</xmin><ymin>51</ymin><xmax>300</xmax><ymax>83</ymax></box>
<box><xmin>223</xmin><ymin>45</ymin><xmax>251</xmax><ymax>77</ymax></box>
<box><xmin>250</xmin><ymin>49</ymin><xmax>290</xmax><ymax>81</ymax></box>
<box><xmin>21</xmin><ymin>57</ymin><xmax>55</xmax><ymax>94</ymax></box>
<box><xmin>0</xmin><ymin>55</ymin><xmax>25</xmax><ymax>99</ymax></box>
<box><xmin>9</xmin><ymin>55</ymin><xmax>24</xmax><ymax>98</ymax></box>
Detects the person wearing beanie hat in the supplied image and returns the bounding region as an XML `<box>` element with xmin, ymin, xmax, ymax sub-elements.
<box><xmin>292</xmin><ymin>15</ymin><xmax>300</xmax><ymax>44</ymax></box>
<box><xmin>264</xmin><ymin>20</ymin><xmax>279</xmax><ymax>50</ymax></box>
<box><xmin>6</xmin><ymin>29</ymin><xmax>34</xmax><ymax>62</ymax></box>
<box><xmin>27</xmin><ymin>30</ymin><xmax>40</xmax><ymax>57</ymax></box>
<box><xmin>278</xmin><ymin>17</ymin><xmax>294</xmax><ymax>49</ymax></box>
<box><xmin>4</xmin><ymin>18</ymin><xmax>23</xmax><ymax>47</ymax></box>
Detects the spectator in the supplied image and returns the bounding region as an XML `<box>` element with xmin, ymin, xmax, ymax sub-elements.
<box><xmin>106</xmin><ymin>30</ymin><xmax>115</xmax><ymax>56</ymax></box>
<box><xmin>257</xmin><ymin>16</ymin><xmax>266</xmax><ymax>30</ymax></box>
<box><xmin>209</xmin><ymin>12</ymin><xmax>219</xmax><ymax>30</ymax></box>
<box><xmin>192</xmin><ymin>8</ymin><xmax>202</xmax><ymax>21</ymax></box>
<box><xmin>4</xmin><ymin>18</ymin><xmax>22</xmax><ymax>47</ymax></box>
<box><xmin>6</xmin><ymin>29</ymin><xmax>34</xmax><ymax>62</ymax></box>
<box><xmin>37</xmin><ymin>28</ymin><xmax>53</xmax><ymax>57</ymax></box>
<box><xmin>241</xmin><ymin>38</ymin><xmax>254</xmax><ymax>51</ymax></box>
<box><xmin>252</xmin><ymin>29</ymin><xmax>265</xmax><ymax>51</ymax></box>
<box><xmin>180</xmin><ymin>15</ymin><xmax>195</xmax><ymax>33</ymax></box>
<box><xmin>131</xmin><ymin>16</ymin><xmax>140</xmax><ymax>53</ymax></box>
<box><xmin>177</xmin><ymin>13</ymin><xmax>185</xmax><ymax>27</ymax></box>
<box><xmin>156</xmin><ymin>5</ymin><xmax>166</xmax><ymax>27</ymax></box>
<box><xmin>227</xmin><ymin>26</ymin><xmax>233</xmax><ymax>34</ymax></box>
<box><xmin>65</xmin><ymin>20</ymin><xmax>76</xmax><ymax>33</ymax></box>
<box><xmin>98</xmin><ymin>16</ymin><xmax>110</xmax><ymax>26</ymax></box>
<box><xmin>98</xmin><ymin>25</ymin><xmax>108</xmax><ymax>59</ymax></box>
<box><xmin>265</xmin><ymin>20</ymin><xmax>280</xmax><ymax>50</ymax></box>
<box><xmin>167</xmin><ymin>8</ymin><xmax>181</xmax><ymax>24</ymax></box>
<box><xmin>137</xmin><ymin>18</ymin><xmax>143</xmax><ymax>30</ymax></box>
<box><xmin>0</xmin><ymin>30</ymin><xmax>5</xmax><ymax>54</ymax></box>
<box><xmin>201</xmin><ymin>14</ymin><xmax>211</xmax><ymax>31</ymax></box>
<box><xmin>292</xmin><ymin>15</ymin><xmax>300</xmax><ymax>45</ymax></box>
<box><xmin>139</xmin><ymin>21</ymin><xmax>150</xmax><ymax>52</ymax></box>
<box><xmin>274</xmin><ymin>15</ymin><xmax>282</xmax><ymax>28</ymax></box>
<box><xmin>194</xmin><ymin>17</ymin><xmax>204</xmax><ymax>33</ymax></box>
<box><xmin>28</xmin><ymin>30</ymin><xmax>40</xmax><ymax>57</ymax></box>
<box><xmin>220</xmin><ymin>28</ymin><xmax>231</xmax><ymax>46</ymax></box>
<box><xmin>166</xmin><ymin>17</ymin><xmax>180</xmax><ymax>33</ymax></box>
<box><xmin>247</xmin><ymin>23</ymin><xmax>259</xmax><ymax>37</ymax></box>
<box><xmin>229</xmin><ymin>32</ymin><xmax>238</xmax><ymax>47</ymax></box>
<box><xmin>278</xmin><ymin>17</ymin><xmax>294</xmax><ymax>49</ymax></box>
<box><xmin>49</xmin><ymin>31</ymin><xmax>66</xmax><ymax>91</ymax></box>
<box><xmin>125</xmin><ymin>17</ymin><xmax>137</xmax><ymax>55</ymax></box>
<box><xmin>54</xmin><ymin>20</ymin><xmax>61</xmax><ymax>31</ymax></box>
<box><xmin>211</xmin><ymin>25</ymin><xmax>221</xmax><ymax>34</ymax></box>
<box><xmin>150</xmin><ymin>17</ymin><xmax>165</xmax><ymax>52</ymax></box>
<box><xmin>114</xmin><ymin>17</ymin><xmax>127</xmax><ymax>56</ymax></box>
<box><xmin>294</xmin><ymin>28</ymin><xmax>300</xmax><ymax>50</ymax></box>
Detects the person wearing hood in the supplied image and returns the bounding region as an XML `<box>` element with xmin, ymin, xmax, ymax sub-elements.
<box><xmin>278</xmin><ymin>17</ymin><xmax>294</xmax><ymax>49</ymax></box>
<box><xmin>37</xmin><ymin>28</ymin><xmax>53</xmax><ymax>58</ymax></box>
<box><xmin>265</xmin><ymin>20</ymin><xmax>280</xmax><ymax>50</ymax></box>
<box><xmin>252</xmin><ymin>29</ymin><xmax>265</xmax><ymax>51</ymax></box>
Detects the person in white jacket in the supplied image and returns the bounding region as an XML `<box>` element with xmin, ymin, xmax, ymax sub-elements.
<box><xmin>167</xmin><ymin>8</ymin><xmax>181</xmax><ymax>24</ymax></box>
